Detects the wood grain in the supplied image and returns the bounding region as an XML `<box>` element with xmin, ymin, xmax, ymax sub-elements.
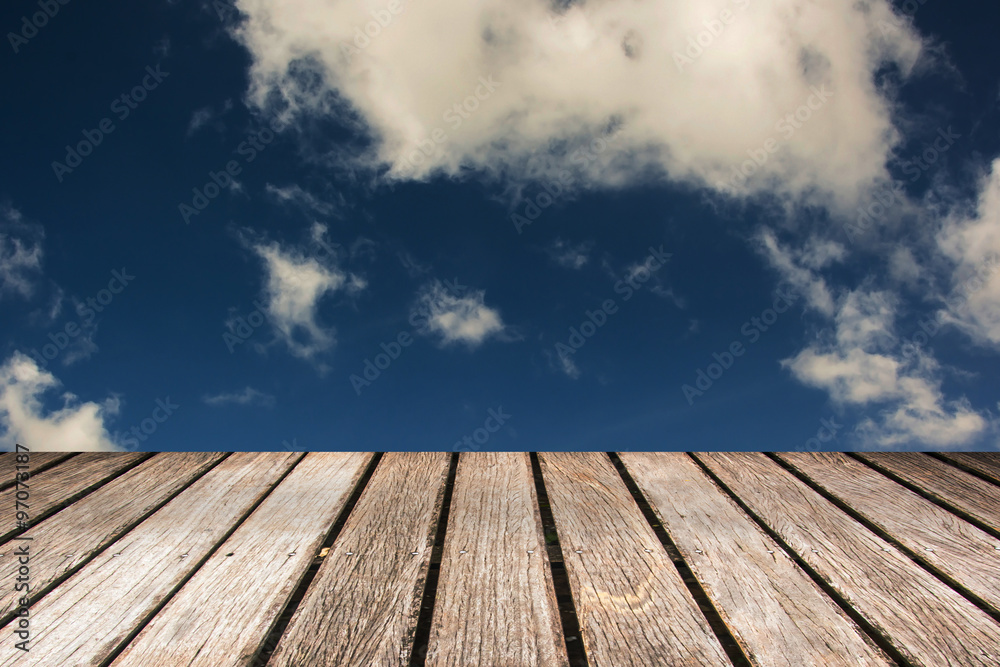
<box><xmin>856</xmin><ymin>453</ymin><xmax>1000</xmax><ymax>533</ymax></box>
<box><xmin>0</xmin><ymin>452</ymin><xmax>76</xmax><ymax>493</ymax></box>
<box><xmin>937</xmin><ymin>453</ymin><xmax>1000</xmax><ymax>487</ymax></box>
<box><xmin>0</xmin><ymin>452</ymin><xmax>224</xmax><ymax>620</ymax></box>
<box><xmin>539</xmin><ymin>452</ymin><xmax>730</xmax><ymax>666</ymax></box>
<box><xmin>697</xmin><ymin>452</ymin><xmax>1000</xmax><ymax>666</ymax></box>
<box><xmin>620</xmin><ymin>452</ymin><xmax>890</xmax><ymax>666</ymax></box>
<box><xmin>778</xmin><ymin>452</ymin><xmax>1000</xmax><ymax>614</ymax></box>
<box><xmin>112</xmin><ymin>452</ymin><xmax>372</xmax><ymax>667</ymax></box>
<box><xmin>268</xmin><ymin>452</ymin><xmax>451</xmax><ymax>667</ymax></box>
<box><xmin>426</xmin><ymin>452</ymin><xmax>567</xmax><ymax>667</ymax></box>
<box><xmin>0</xmin><ymin>452</ymin><xmax>146</xmax><ymax>542</ymax></box>
<box><xmin>0</xmin><ymin>452</ymin><xmax>301</xmax><ymax>667</ymax></box>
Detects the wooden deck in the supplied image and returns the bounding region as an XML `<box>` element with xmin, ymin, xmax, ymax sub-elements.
<box><xmin>2</xmin><ymin>452</ymin><xmax>1000</xmax><ymax>666</ymax></box>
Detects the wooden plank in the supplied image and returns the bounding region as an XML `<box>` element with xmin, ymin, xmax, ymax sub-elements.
<box><xmin>538</xmin><ymin>452</ymin><xmax>730</xmax><ymax>666</ymax></box>
<box><xmin>426</xmin><ymin>453</ymin><xmax>567</xmax><ymax>667</ymax></box>
<box><xmin>0</xmin><ymin>453</ymin><xmax>76</xmax><ymax>491</ymax></box>
<box><xmin>620</xmin><ymin>453</ymin><xmax>890</xmax><ymax>666</ymax></box>
<box><xmin>268</xmin><ymin>452</ymin><xmax>451</xmax><ymax>667</ymax></box>
<box><xmin>112</xmin><ymin>452</ymin><xmax>373</xmax><ymax>667</ymax></box>
<box><xmin>938</xmin><ymin>453</ymin><xmax>1000</xmax><ymax>487</ymax></box>
<box><xmin>0</xmin><ymin>452</ymin><xmax>146</xmax><ymax>542</ymax></box>
<box><xmin>0</xmin><ymin>452</ymin><xmax>225</xmax><ymax>620</ymax></box>
<box><xmin>0</xmin><ymin>452</ymin><xmax>301</xmax><ymax>666</ymax></box>
<box><xmin>856</xmin><ymin>453</ymin><xmax>1000</xmax><ymax>533</ymax></box>
<box><xmin>697</xmin><ymin>452</ymin><xmax>1000</xmax><ymax>666</ymax></box>
<box><xmin>778</xmin><ymin>452</ymin><xmax>1000</xmax><ymax>614</ymax></box>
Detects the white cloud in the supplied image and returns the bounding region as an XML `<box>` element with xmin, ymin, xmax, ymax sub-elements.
<box><xmin>0</xmin><ymin>205</ymin><xmax>44</xmax><ymax>300</ymax></box>
<box><xmin>935</xmin><ymin>158</ymin><xmax>1000</xmax><ymax>347</ymax></box>
<box><xmin>757</xmin><ymin>228</ymin><xmax>839</xmax><ymax>316</ymax></box>
<box><xmin>202</xmin><ymin>386</ymin><xmax>276</xmax><ymax>408</ymax></box>
<box><xmin>266</xmin><ymin>183</ymin><xmax>342</xmax><ymax>216</ymax></box>
<box><xmin>0</xmin><ymin>353</ymin><xmax>122</xmax><ymax>452</ymax></box>
<box><xmin>411</xmin><ymin>280</ymin><xmax>507</xmax><ymax>347</ymax></box>
<box><xmin>232</xmin><ymin>0</ymin><xmax>922</xmax><ymax>212</ymax></box>
<box><xmin>554</xmin><ymin>346</ymin><xmax>581</xmax><ymax>379</ymax></box>
<box><xmin>249</xmin><ymin>224</ymin><xmax>366</xmax><ymax>366</ymax></box>
<box><xmin>781</xmin><ymin>288</ymin><xmax>989</xmax><ymax>448</ymax></box>
<box><xmin>546</xmin><ymin>238</ymin><xmax>591</xmax><ymax>269</ymax></box>
<box><xmin>187</xmin><ymin>99</ymin><xmax>234</xmax><ymax>136</ymax></box>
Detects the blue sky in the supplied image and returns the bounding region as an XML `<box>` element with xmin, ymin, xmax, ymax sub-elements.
<box><xmin>1</xmin><ymin>0</ymin><xmax>999</xmax><ymax>452</ymax></box>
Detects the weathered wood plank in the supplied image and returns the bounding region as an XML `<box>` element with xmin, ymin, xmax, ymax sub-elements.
<box><xmin>268</xmin><ymin>452</ymin><xmax>451</xmax><ymax>667</ymax></box>
<box><xmin>620</xmin><ymin>452</ymin><xmax>890</xmax><ymax>666</ymax></box>
<box><xmin>0</xmin><ymin>452</ymin><xmax>301</xmax><ymax>666</ymax></box>
<box><xmin>938</xmin><ymin>453</ymin><xmax>1000</xmax><ymax>487</ymax></box>
<box><xmin>538</xmin><ymin>452</ymin><xmax>730</xmax><ymax>666</ymax></box>
<box><xmin>0</xmin><ymin>453</ymin><xmax>77</xmax><ymax>491</ymax></box>
<box><xmin>697</xmin><ymin>452</ymin><xmax>1000</xmax><ymax>666</ymax></box>
<box><xmin>426</xmin><ymin>453</ymin><xmax>567</xmax><ymax>667</ymax></box>
<box><xmin>0</xmin><ymin>452</ymin><xmax>225</xmax><ymax>621</ymax></box>
<box><xmin>856</xmin><ymin>453</ymin><xmax>1000</xmax><ymax>533</ymax></box>
<box><xmin>778</xmin><ymin>452</ymin><xmax>1000</xmax><ymax>615</ymax></box>
<box><xmin>112</xmin><ymin>452</ymin><xmax>373</xmax><ymax>667</ymax></box>
<box><xmin>0</xmin><ymin>452</ymin><xmax>147</xmax><ymax>542</ymax></box>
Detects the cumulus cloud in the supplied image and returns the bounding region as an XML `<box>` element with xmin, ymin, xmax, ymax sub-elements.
<box><xmin>0</xmin><ymin>353</ymin><xmax>121</xmax><ymax>452</ymax></box>
<box><xmin>202</xmin><ymin>386</ymin><xmax>276</xmax><ymax>408</ymax></box>
<box><xmin>232</xmin><ymin>0</ymin><xmax>922</xmax><ymax>211</ymax></box>
<box><xmin>248</xmin><ymin>224</ymin><xmax>366</xmax><ymax>366</ymax></box>
<box><xmin>935</xmin><ymin>158</ymin><xmax>1000</xmax><ymax>347</ymax></box>
<box><xmin>779</xmin><ymin>283</ymin><xmax>989</xmax><ymax>447</ymax></box>
<box><xmin>0</xmin><ymin>205</ymin><xmax>44</xmax><ymax>300</ymax></box>
<box><xmin>411</xmin><ymin>279</ymin><xmax>508</xmax><ymax>347</ymax></box>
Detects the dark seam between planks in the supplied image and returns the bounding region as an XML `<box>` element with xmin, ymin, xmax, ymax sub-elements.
<box><xmin>0</xmin><ymin>453</ymin><xmax>156</xmax><ymax>548</ymax></box>
<box><xmin>530</xmin><ymin>453</ymin><xmax>588</xmax><ymax>667</ymax></box>
<box><xmin>408</xmin><ymin>452</ymin><xmax>460</xmax><ymax>667</ymax></box>
<box><xmin>687</xmin><ymin>453</ymin><xmax>910</xmax><ymax>667</ymax></box>
<box><xmin>0</xmin><ymin>453</ymin><xmax>79</xmax><ymax>492</ymax></box>
<box><xmin>607</xmin><ymin>453</ymin><xmax>748</xmax><ymax>667</ymax></box>
<box><xmin>927</xmin><ymin>453</ymin><xmax>1000</xmax><ymax>489</ymax></box>
<box><xmin>847</xmin><ymin>453</ymin><xmax>1000</xmax><ymax>541</ymax></box>
<box><xmin>0</xmin><ymin>453</ymin><xmax>234</xmax><ymax>631</ymax></box>
<box><xmin>249</xmin><ymin>452</ymin><xmax>384</xmax><ymax>667</ymax></box>
<box><xmin>96</xmin><ymin>452</ymin><xmax>309</xmax><ymax>667</ymax></box>
<box><xmin>767</xmin><ymin>454</ymin><xmax>1000</xmax><ymax>623</ymax></box>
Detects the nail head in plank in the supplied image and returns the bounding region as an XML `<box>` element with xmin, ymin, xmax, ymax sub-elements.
<box><xmin>268</xmin><ymin>452</ymin><xmax>451</xmax><ymax>667</ymax></box>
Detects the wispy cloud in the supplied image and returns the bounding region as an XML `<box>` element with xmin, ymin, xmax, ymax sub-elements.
<box><xmin>202</xmin><ymin>386</ymin><xmax>276</xmax><ymax>408</ymax></box>
<box><xmin>546</xmin><ymin>238</ymin><xmax>592</xmax><ymax>270</ymax></box>
<box><xmin>0</xmin><ymin>204</ymin><xmax>44</xmax><ymax>300</ymax></box>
